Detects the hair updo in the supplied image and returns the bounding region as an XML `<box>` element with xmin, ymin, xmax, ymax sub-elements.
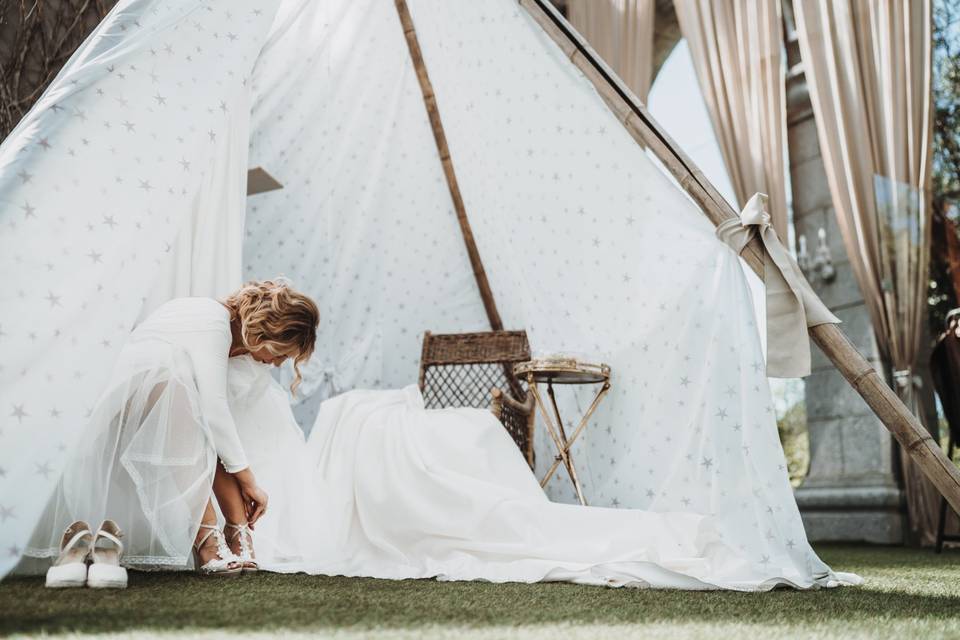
<box><xmin>222</xmin><ymin>279</ymin><xmax>319</xmax><ymax>394</ymax></box>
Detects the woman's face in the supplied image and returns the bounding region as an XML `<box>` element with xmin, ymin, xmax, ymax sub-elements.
<box><xmin>248</xmin><ymin>344</ymin><xmax>298</xmax><ymax>367</ymax></box>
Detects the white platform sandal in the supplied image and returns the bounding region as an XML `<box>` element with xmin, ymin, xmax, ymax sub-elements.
<box><xmin>45</xmin><ymin>521</ymin><xmax>93</xmax><ymax>588</ymax></box>
<box><xmin>87</xmin><ymin>519</ymin><xmax>128</xmax><ymax>589</ymax></box>
<box><xmin>224</xmin><ymin>522</ymin><xmax>258</xmax><ymax>574</ymax></box>
<box><xmin>193</xmin><ymin>524</ymin><xmax>242</xmax><ymax>577</ymax></box>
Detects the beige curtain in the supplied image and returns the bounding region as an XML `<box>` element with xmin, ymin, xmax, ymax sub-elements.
<box><xmin>567</xmin><ymin>0</ymin><xmax>655</xmax><ymax>103</ymax></box>
<box><xmin>794</xmin><ymin>0</ymin><xmax>937</xmax><ymax>544</ymax></box>
<box><xmin>673</xmin><ymin>0</ymin><xmax>790</xmax><ymax>242</ymax></box>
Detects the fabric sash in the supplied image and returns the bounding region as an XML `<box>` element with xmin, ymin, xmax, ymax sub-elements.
<box><xmin>716</xmin><ymin>193</ymin><xmax>840</xmax><ymax>378</ymax></box>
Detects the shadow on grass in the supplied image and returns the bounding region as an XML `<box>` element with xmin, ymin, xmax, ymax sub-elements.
<box><xmin>0</xmin><ymin>545</ymin><xmax>957</xmax><ymax>635</ymax></box>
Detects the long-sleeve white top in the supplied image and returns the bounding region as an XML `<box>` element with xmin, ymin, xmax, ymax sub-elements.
<box><xmin>131</xmin><ymin>297</ymin><xmax>249</xmax><ymax>473</ymax></box>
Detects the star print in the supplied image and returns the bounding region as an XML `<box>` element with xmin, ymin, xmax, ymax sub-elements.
<box><xmin>17</xmin><ymin>169</ymin><xmax>33</xmax><ymax>184</ymax></box>
<box><xmin>122</xmin><ymin>120</ymin><xmax>136</xmax><ymax>132</ymax></box>
<box><xmin>8</xmin><ymin>545</ymin><xmax>21</xmax><ymax>558</ymax></box>
<box><xmin>102</xmin><ymin>215</ymin><xmax>118</xmax><ymax>229</ymax></box>
<box><xmin>179</xmin><ymin>158</ymin><xmax>191</xmax><ymax>171</ymax></box>
<box><xmin>21</xmin><ymin>202</ymin><xmax>36</xmax><ymax>218</ymax></box>
<box><xmin>0</xmin><ymin>505</ymin><xmax>14</xmax><ymax>522</ymax></box>
<box><xmin>154</xmin><ymin>92</ymin><xmax>167</xmax><ymax>105</ymax></box>
<box><xmin>37</xmin><ymin>137</ymin><xmax>52</xmax><ymax>150</ymax></box>
<box><xmin>715</xmin><ymin>408</ymin><xmax>728</xmax><ymax>420</ymax></box>
<box><xmin>45</xmin><ymin>291</ymin><xmax>62</xmax><ymax>307</ymax></box>
<box><xmin>700</xmin><ymin>457</ymin><xmax>714</xmax><ymax>470</ymax></box>
<box><xmin>50</xmin><ymin>407</ymin><xmax>61</xmax><ymax>418</ymax></box>
<box><xmin>10</xmin><ymin>404</ymin><xmax>27</xmax><ymax>423</ymax></box>
<box><xmin>139</xmin><ymin>179</ymin><xmax>154</xmax><ymax>191</ymax></box>
<box><xmin>680</xmin><ymin>376</ymin><xmax>690</xmax><ymax>387</ymax></box>
<box><xmin>87</xmin><ymin>250</ymin><xmax>103</xmax><ymax>263</ymax></box>
<box><xmin>35</xmin><ymin>462</ymin><xmax>53</xmax><ymax>478</ymax></box>
<box><xmin>208</xmin><ymin>130</ymin><xmax>217</xmax><ymax>142</ymax></box>
<box><xmin>760</xmin><ymin>555</ymin><xmax>771</xmax><ymax>565</ymax></box>
<box><xmin>786</xmin><ymin>539</ymin><xmax>796</xmax><ymax>549</ymax></box>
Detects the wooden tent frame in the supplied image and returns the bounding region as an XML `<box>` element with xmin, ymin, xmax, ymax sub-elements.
<box><xmin>393</xmin><ymin>0</ymin><xmax>960</xmax><ymax>516</ymax></box>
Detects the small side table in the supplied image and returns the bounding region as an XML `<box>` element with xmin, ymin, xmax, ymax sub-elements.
<box><xmin>514</xmin><ymin>358</ymin><xmax>611</xmax><ymax>505</ymax></box>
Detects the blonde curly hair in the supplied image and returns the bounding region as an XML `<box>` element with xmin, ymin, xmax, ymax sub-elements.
<box><xmin>222</xmin><ymin>279</ymin><xmax>319</xmax><ymax>394</ymax></box>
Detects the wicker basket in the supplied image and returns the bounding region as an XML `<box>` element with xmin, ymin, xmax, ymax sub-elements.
<box><xmin>418</xmin><ymin>330</ymin><xmax>535</xmax><ymax>468</ymax></box>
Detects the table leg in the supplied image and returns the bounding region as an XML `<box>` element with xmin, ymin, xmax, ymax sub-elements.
<box><xmin>540</xmin><ymin>382</ymin><xmax>610</xmax><ymax>498</ymax></box>
<box><xmin>530</xmin><ymin>383</ymin><xmax>578</xmax><ymax>494</ymax></box>
<box><xmin>546</xmin><ymin>382</ymin><xmax>587</xmax><ymax>505</ymax></box>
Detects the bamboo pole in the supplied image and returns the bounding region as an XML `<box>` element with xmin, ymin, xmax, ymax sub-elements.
<box><xmin>394</xmin><ymin>0</ymin><xmax>504</xmax><ymax>331</ymax></box>
<box><xmin>520</xmin><ymin>0</ymin><xmax>960</xmax><ymax>516</ymax></box>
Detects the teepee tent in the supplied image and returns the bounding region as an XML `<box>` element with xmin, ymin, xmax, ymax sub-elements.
<box><xmin>0</xmin><ymin>0</ymin><xmax>957</xmax><ymax>582</ymax></box>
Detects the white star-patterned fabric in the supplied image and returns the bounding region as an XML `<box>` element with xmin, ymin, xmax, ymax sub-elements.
<box><xmin>1</xmin><ymin>0</ymin><xmax>838</xmax><ymax>586</ymax></box>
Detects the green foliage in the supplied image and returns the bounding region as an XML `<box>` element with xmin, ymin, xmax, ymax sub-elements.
<box><xmin>777</xmin><ymin>399</ymin><xmax>810</xmax><ymax>487</ymax></box>
<box><xmin>929</xmin><ymin>0</ymin><xmax>960</xmax><ymax>331</ymax></box>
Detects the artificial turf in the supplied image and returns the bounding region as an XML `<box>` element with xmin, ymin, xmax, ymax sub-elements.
<box><xmin>0</xmin><ymin>544</ymin><xmax>958</xmax><ymax>639</ymax></box>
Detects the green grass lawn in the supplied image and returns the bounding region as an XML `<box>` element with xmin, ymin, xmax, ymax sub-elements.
<box><xmin>1</xmin><ymin>545</ymin><xmax>958</xmax><ymax>639</ymax></box>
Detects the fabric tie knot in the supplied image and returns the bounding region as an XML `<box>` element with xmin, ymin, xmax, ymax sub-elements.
<box><xmin>716</xmin><ymin>193</ymin><xmax>840</xmax><ymax>378</ymax></box>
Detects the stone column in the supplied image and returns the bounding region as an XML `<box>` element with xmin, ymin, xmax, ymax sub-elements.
<box><xmin>784</xmin><ymin>5</ymin><xmax>904</xmax><ymax>543</ymax></box>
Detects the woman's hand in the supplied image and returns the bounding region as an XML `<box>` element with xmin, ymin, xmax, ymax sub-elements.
<box><xmin>232</xmin><ymin>468</ymin><xmax>269</xmax><ymax>528</ymax></box>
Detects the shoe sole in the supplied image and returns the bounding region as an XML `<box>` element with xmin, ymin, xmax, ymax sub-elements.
<box><xmin>87</xmin><ymin>580</ymin><xmax>128</xmax><ymax>589</ymax></box>
<box><xmin>45</xmin><ymin>580</ymin><xmax>86</xmax><ymax>588</ymax></box>
<box><xmin>198</xmin><ymin>569</ymin><xmax>243</xmax><ymax>578</ymax></box>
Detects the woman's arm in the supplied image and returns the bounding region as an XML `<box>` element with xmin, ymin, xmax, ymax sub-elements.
<box><xmin>232</xmin><ymin>468</ymin><xmax>268</xmax><ymax>525</ymax></box>
<box><xmin>191</xmin><ymin>333</ymin><xmax>250</xmax><ymax>473</ymax></box>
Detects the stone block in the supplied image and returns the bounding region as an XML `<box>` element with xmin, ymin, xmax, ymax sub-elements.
<box><xmin>803</xmin><ymin>413</ymin><xmax>895</xmax><ymax>485</ymax></box>
<box><xmin>795</xmin><ymin>484</ymin><xmax>903</xmax><ymax>543</ymax></box>
<box><xmin>804</xmin><ymin>414</ymin><xmax>846</xmax><ymax>483</ymax></box>
<box><xmin>787</xmin><ymin>112</ymin><xmax>820</xmax><ymax>165</ymax></box>
<box><xmin>796</xmin><ymin>503</ymin><xmax>904</xmax><ymax>544</ymax></box>
<box><xmin>838</xmin><ymin>414</ymin><xmax>898</xmax><ymax>480</ymax></box>
<box><xmin>804</xmin><ymin>258</ymin><xmax>865</xmax><ymax>311</ymax></box>
<box><xmin>790</xmin><ymin>157</ymin><xmax>833</xmax><ymax>215</ymax></box>
<box><xmin>805</xmin><ymin>363</ymin><xmax>883</xmax><ymax>421</ymax></box>
<box><xmin>811</xmin><ymin>304</ymin><xmax>882</xmax><ymax>372</ymax></box>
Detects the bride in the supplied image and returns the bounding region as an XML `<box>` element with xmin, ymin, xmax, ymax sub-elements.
<box><xmin>29</xmin><ymin>280</ymin><xmax>860</xmax><ymax>591</ymax></box>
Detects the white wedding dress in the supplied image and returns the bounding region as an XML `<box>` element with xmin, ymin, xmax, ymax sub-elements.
<box><xmin>227</xmin><ymin>356</ymin><xmax>861</xmax><ymax>591</ymax></box>
<box><xmin>23</xmin><ymin>297</ymin><xmax>860</xmax><ymax>590</ymax></box>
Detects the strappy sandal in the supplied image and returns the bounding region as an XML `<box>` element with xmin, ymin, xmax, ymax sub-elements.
<box><xmin>45</xmin><ymin>521</ymin><xmax>93</xmax><ymax>588</ymax></box>
<box><xmin>87</xmin><ymin>519</ymin><xmax>128</xmax><ymax>588</ymax></box>
<box><xmin>224</xmin><ymin>522</ymin><xmax>258</xmax><ymax>574</ymax></box>
<box><xmin>192</xmin><ymin>524</ymin><xmax>242</xmax><ymax>577</ymax></box>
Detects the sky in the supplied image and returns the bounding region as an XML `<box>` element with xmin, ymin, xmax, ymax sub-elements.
<box><xmin>647</xmin><ymin>40</ymin><xmax>738</xmax><ymax>209</ymax></box>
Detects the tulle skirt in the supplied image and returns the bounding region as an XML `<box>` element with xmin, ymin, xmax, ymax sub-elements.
<box><xmin>23</xmin><ymin>337</ymin><xmax>217</xmax><ymax>568</ymax></box>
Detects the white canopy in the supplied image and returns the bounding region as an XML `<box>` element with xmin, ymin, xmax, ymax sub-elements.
<box><xmin>0</xmin><ymin>0</ymin><xmax>833</xmax><ymax>585</ymax></box>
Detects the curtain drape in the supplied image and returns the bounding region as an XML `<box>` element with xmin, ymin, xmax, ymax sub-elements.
<box><xmin>794</xmin><ymin>0</ymin><xmax>937</xmax><ymax>544</ymax></box>
<box><xmin>567</xmin><ymin>0</ymin><xmax>655</xmax><ymax>103</ymax></box>
<box><xmin>673</xmin><ymin>0</ymin><xmax>790</xmax><ymax>242</ymax></box>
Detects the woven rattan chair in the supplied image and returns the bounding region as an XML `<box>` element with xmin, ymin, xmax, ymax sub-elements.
<box><xmin>418</xmin><ymin>330</ymin><xmax>535</xmax><ymax>468</ymax></box>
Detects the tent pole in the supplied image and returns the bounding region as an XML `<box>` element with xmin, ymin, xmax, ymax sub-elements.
<box><xmin>394</xmin><ymin>0</ymin><xmax>504</xmax><ymax>331</ymax></box>
<box><xmin>520</xmin><ymin>0</ymin><xmax>960</xmax><ymax>517</ymax></box>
